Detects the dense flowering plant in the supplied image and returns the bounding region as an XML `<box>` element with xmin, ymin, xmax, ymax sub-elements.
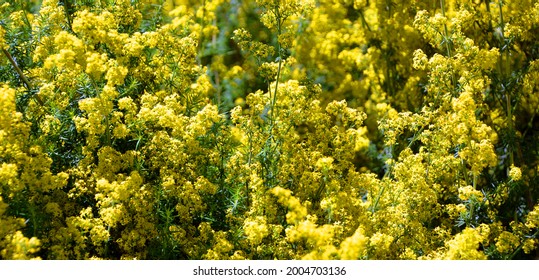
<box><xmin>0</xmin><ymin>0</ymin><xmax>538</xmax><ymax>259</ymax></box>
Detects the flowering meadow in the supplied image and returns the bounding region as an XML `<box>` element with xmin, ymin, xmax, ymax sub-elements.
<box><xmin>1</xmin><ymin>0</ymin><xmax>539</xmax><ymax>260</ymax></box>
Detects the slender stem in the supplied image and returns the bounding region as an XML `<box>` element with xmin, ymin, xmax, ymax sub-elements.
<box><xmin>62</xmin><ymin>0</ymin><xmax>73</xmax><ymax>31</ymax></box>
<box><xmin>245</xmin><ymin>130</ymin><xmax>253</xmax><ymax>207</ymax></box>
<box><xmin>461</xmin><ymin>158</ymin><xmax>469</xmax><ymax>185</ymax></box>
<box><xmin>484</xmin><ymin>0</ymin><xmax>493</xmax><ymax>32</ymax></box>
<box><xmin>383</xmin><ymin>0</ymin><xmax>396</xmax><ymax>97</ymax></box>
<box><xmin>498</xmin><ymin>0</ymin><xmax>505</xmax><ymax>42</ymax></box>
<box><xmin>3</xmin><ymin>49</ymin><xmax>32</xmax><ymax>89</ymax></box>
<box><xmin>440</xmin><ymin>0</ymin><xmax>456</xmax><ymax>91</ymax></box>
<box><xmin>359</xmin><ymin>10</ymin><xmax>371</xmax><ymax>32</ymax></box>
<box><xmin>372</xmin><ymin>181</ymin><xmax>387</xmax><ymax>214</ymax></box>
<box><xmin>440</xmin><ymin>1</ymin><xmax>451</xmax><ymax>57</ymax></box>
<box><xmin>2</xmin><ymin>48</ymin><xmax>44</xmax><ymax>106</ymax></box>
<box><xmin>214</xmin><ymin>70</ymin><xmax>221</xmax><ymax>112</ymax></box>
<box><xmin>497</xmin><ymin>0</ymin><xmax>514</xmax><ymax>167</ymax></box>
<box><xmin>272</xmin><ymin>58</ymin><xmax>283</xmax><ymax>125</ymax></box>
<box><xmin>16</xmin><ymin>0</ymin><xmax>33</xmax><ymax>29</ymax></box>
<box><xmin>270</xmin><ymin>8</ymin><xmax>283</xmax><ymax>130</ymax></box>
<box><xmin>468</xmin><ymin>201</ymin><xmax>475</xmax><ymax>226</ymax></box>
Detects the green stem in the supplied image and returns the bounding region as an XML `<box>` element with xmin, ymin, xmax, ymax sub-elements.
<box><xmin>61</xmin><ymin>0</ymin><xmax>74</xmax><ymax>31</ymax></box>
<box><xmin>16</xmin><ymin>0</ymin><xmax>33</xmax><ymax>29</ymax></box>
<box><xmin>2</xmin><ymin>48</ymin><xmax>44</xmax><ymax>106</ymax></box>
<box><xmin>246</xmin><ymin>130</ymin><xmax>253</xmax><ymax>206</ymax></box>
<box><xmin>359</xmin><ymin>10</ymin><xmax>371</xmax><ymax>32</ymax></box>
<box><xmin>440</xmin><ymin>1</ymin><xmax>451</xmax><ymax>56</ymax></box>
<box><xmin>2</xmin><ymin>49</ymin><xmax>32</xmax><ymax>89</ymax></box>
<box><xmin>29</xmin><ymin>204</ymin><xmax>38</xmax><ymax>237</ymax></box>
<box><xmin>270</xmin><ymin>8</ymin><xmax>283</xmax><ymax>131</ymax></box>
<box><xmin>484</xmin><ymin>0</ymin><xmax>493</xmax><ymax>31</ymax></box>
<box><xmin>440</xmin><ymin>0</ymin><xmax>456</xmax><ymax>91</ymax></box>
<box><xmin>497</xmin><ymin>0</ymin><xmax>514</xmax><ymax>168</ymax></box>
<box><xmin>385</xmin><ymin>0</ymin><xmax>394</xmax><ymax>97</ymax></box>
<box><xmin>468</xmin><ymin>201</ymin><xmax>475</xmax><ymax>226</ymax></box>
<box><xmin>372</xmin><ymin>182</ymin><xmax>387</xmax><ymax>214</ymax></box>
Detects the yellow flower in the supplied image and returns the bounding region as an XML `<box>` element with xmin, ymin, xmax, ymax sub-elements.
<box><xmin>105</xmin><ymin>62</ymin><xmax>128</xmax><ymax>86</ymax></box>
<box><xmin>508</xmin><ymin>165</ymin><xmax>522</xmax><ymax>181</ymax></box>
<box><xmin>496</xmin><ymin>231</ymin><xmax>520</xmax><ymax>254</ymax></box>
<box><xmin>458</xmin><ymin>185</ymin><xmax>483</xmax><ymax>201</ymax></box>
<box><xmin>412</xmin><ymin>49</ymin><xmax>428</xmax><ymax>70</ymax></box>
<box><xmin>443</xmin><ymin>228</ymin><xmax>486</xmax><ymax>260</ymax></box>
<box><xmin>243</xmin><ymin>216</ymin><xmax>269</xmax><ymax>245</ymax></box>
<box><xmin>315</xmin><ymin>157</ymin><xmax>334</xmax><ymax>171</ymax></box>
<box><xmin>338</xmin><ymin>227</ymin><xmax>368</xmax><ymax>260</ymax></box>
<box><xmin>0</xmin><ymin>231</ymin><xmax>41</xmax><ymax>260</ymax></box>
<box><xmin>0</xmin><ymin>25</ymin><xmax>7</xmax><ymax>49</ymax></box>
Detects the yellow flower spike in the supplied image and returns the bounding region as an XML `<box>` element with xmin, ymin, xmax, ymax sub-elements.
<box><xmin>508</xmin><ymin>165</ymin><xmax>522</xmax><ymax>181</ymax></box>
<box><xmin>412</xmin><ymin>49</ymin><xmax>428</xmax><ymax>70</ymax></box>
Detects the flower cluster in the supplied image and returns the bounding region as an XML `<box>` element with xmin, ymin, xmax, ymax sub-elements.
<box><xmin>0</xmin><ymin>0</ymin><xmax>538</xmax><ymax>260</ymax></box>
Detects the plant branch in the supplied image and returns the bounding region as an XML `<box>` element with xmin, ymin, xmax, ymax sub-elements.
<box><xmin>3</xmin><ymin>48</ymin><xmax>33</xmax><ymax>89</ymax></box>
<box><xmin>2</xmin><ymin>48</ymin><xmax>44</xmax><ymax>106</ymax></box>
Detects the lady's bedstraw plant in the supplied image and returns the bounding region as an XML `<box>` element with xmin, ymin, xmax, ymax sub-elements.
<box><xmin>1</xmin><ymin>0</ymin><xmax>539</xmax><ymax>259</ymax></box>
<box><xmin>232</xmin><ymin>1</ymin><xmax>313</xmax><ymax>191</ymax></box>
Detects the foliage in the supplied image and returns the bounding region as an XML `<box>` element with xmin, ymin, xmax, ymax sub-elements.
<box><xmin>0</xmin><ymin>0</ymin><xmax>538</xmax><ymax>259</ymax></box>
